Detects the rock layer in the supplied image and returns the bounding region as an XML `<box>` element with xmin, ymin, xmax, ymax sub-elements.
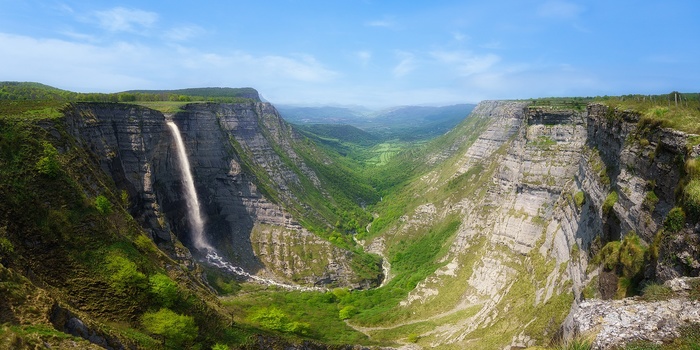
<box><xmin>361</xmin><ymin>101</ymin><xmax>699</xmax><ymax>348</ymax></box>
<box><xmin>64</xmin><ymin>102</ymin><xmax>365</xmax><ymax>287</ymax></box>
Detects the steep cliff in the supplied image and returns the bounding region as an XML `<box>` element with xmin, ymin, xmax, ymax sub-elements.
<box><xmin>351</xmin><ymin>101</ymin><xmax>699</xmax><ymax>348</ymax></box>
<box><xmin>63</xmin><ymin>101</ymin><xmax>379</xmax><ymax>288</ymax></box>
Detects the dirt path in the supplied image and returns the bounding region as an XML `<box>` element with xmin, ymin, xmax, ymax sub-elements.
<box><xmin>345</xmin><ymin>298</ymin><xmax>484</xmax><ymax>334</ymax></box>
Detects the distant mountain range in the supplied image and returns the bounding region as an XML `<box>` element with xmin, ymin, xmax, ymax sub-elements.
<box><xmin>276</xmin><ymin>103</ymin><xmax>476</xmax><ymax>141</ymax></box>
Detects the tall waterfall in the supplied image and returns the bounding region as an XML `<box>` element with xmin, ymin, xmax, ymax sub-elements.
<box><xmin>166</xmin><ymin>120</ymin><xmax>319</xmax><ymax>291</ymax></box>
<box><xmin>166</xmin><ymin>121</ymin><xmax>212</xmax><ymax>251</ymax></box>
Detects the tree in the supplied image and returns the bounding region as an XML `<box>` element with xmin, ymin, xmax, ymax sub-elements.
<box><xmin>95</xmin><ymin>195</ymin><xmax>112</xmax><ymax>215</ymax></box>
<box><xmin>36</xmin><ymin>141</ymin><xmax>60</xmax><ymax>177</ymax></box>
<box><xmin>149</xmin><ymin>273</ymin><xmax>180</xmax><ymax>307</ymax></box>
<box><xmin>105</xmin><ymin>254</ymin><xmax>147</xmax><ymax>294</ymax></box>
<box><xmin>338</xmin><ymin>305</ymin><xmax>357</xmax><ymax>320</ymax></box>
<box><xmin>141</xmin><ymin>308</ymin><xmax>198</xmax><ymax>348</ymax></box>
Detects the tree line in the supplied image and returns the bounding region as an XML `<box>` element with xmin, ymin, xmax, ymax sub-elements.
<box><xmin>0</xmin><ymin>82</ymin><xmax>256</xmax><ymax>104</ymax></box>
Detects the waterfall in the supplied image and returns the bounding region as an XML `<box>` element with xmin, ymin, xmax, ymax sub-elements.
<box><xmin>166</xmin><ymin>120</ymin><xmax>317</xmax><ymax>291</ymax></box>
<box><xmin>166</xmin><ymin>121</ymin><xmax>212</xmax><ymax>251</ymax></box>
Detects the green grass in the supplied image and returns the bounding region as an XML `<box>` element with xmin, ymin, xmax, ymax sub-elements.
<box><xmin>342</xmin><ymin>220</ymin><xmax>462</xmax><ymax>326</ymax></box>
<box><xmin>554</xmin><ymin>338</ymin><xmax>593</xmax><ymax>350</ymax></box>
<box><xmin>603</xmin><ymin>191</ymin><xmax>618</xmax><ymax>214</ymax></box>
<box><xmin>595</xmin><ymin>93</ymin><xmax>700</xmax><ymax>134</ymax></box>
<box><xmin>129</xmin><ymin>101</ymin><xmax>194</xmax><ymax>113</ymax></box>
<box><xmin>532</xmin><ymin>135</ymin><xmax>557</xmax><ymax>149</ymax></box>
<box><xmin>641</xmin><ymin>283</ymin><xmax>673</xmax><ymax>301</ymax></box>
<box><xmin>365</xmin><ymin>142</ymin><xmax>407</xmax><ymax>166</ymax></box>
<box><xmin>574</xmin><ymin>191</ymin><xmax>586</xmax><ymax>208</ymax></box>
<box><xmin>0</xmin><ymin>100</ymin><xmax>65</xmax><ymax>120</ymax></box>
<box><xmin>221</xmin><ymin>286</ymin><xmax>372</xmax><ymax>345</ymax></box>
<box><xmin>364</xmin><ymin>305</ymin><xmax>482</xmax><ymax>344</ymax></box>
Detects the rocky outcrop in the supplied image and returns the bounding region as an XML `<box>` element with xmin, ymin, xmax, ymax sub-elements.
<box><xmin>50</xmin><ymin>304</ymin><xmax>125</xmax><ymax>350</ymax></box>
<box><xmin>571</xmin><ymin>295</ymin><xmax>700</xmax><ymax>349</ymax></box>
<box><xmin>453</xmin><ymin>100</ymin><xmax>527</xmax><ymax>174</ymax></box>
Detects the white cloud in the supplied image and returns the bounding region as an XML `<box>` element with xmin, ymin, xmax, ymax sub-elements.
<box><xmin>392</xmin><ymin>52</ymin><xmax>417</xmax><ymax>77</ymax></box>
<box><xmin>55</xmin><ymin>3</ymin><xmax>75</xmax><ymax>14</ymax></box>
<box><xmin>0</xmin><ymin>33</ymin><xmax>153</xmax><ymax>91</ymax></box>
<box><xmin>94</xmin><ymin>7</ymin><xmax>158</xmax><ymax>33</ymax></box>
<box><xmin>0</xmin><ymin>32</ymin><xmax>338</xmax><ymax>93</ymax></box>
<box><xmin>356</xmin><ymin>50</ymin><xmax>372</xmax><ymax>66</ymax></box>
<box><xmin>537</xmin><ymin>1</ymin><xmax>583</xmax><ymax>19</ymax></box>
<box><xmin>258</xmin><ymin>54</ymin><xmax>338</xmax><ymax>82</ymax></box>
<box><xmin>164</xmin><ymin>25</ymin><xmax>205</xmax><ymax>42</ymax></box>
<box><xmin>365</xmin><ymin>17</ymin><xmax>397</xmax><ymax>28</ymax></box>
<box><xmin>452</xmin><ymin>31</ymin><xmax>468</xmax><ymax>42</ymax></box>
<box><xmin>59</xmin><ymin>30</ymin><xmax>99</xmax><ymax>43</ymax></box>
<box><xmin>480</xmin><ymin>41</ymin><xmax>503</xmax><ymax>50</ymax></box>
<box><xmin>431</xmin><ymin>50</ymin><xmax>500</xmax><ymax>76</ymax></box>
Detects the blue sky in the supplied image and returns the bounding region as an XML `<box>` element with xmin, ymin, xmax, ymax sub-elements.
<box><xmin>0</xmin><ymin>0</ymin><xmax>698</xmax><ymax>107</ymax></box>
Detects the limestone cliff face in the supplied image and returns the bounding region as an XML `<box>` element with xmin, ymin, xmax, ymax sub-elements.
<box><xmin>362</xmin><ymin>101</ymin><xmax>699</xmax><ymax>348</ymax></box>
<box><xmin>63</xmin><ymin>103</ymin><xmax>173</xmax><ymax>242</ymax></box>
<box><xmin>64</xmin><ymin>101</ymin><xmax>365</xmax><ymax>287</ymax></box>
<box><xmin>171</xmin><ymin>102</ymin><xmax>363</xmax><ymax>286</ymax></box>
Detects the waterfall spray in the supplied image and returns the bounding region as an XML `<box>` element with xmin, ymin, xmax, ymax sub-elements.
<box><xmin>166</xmin><ymin>121</ymin><xmax>212</xmax><ymax>251</ymax></box>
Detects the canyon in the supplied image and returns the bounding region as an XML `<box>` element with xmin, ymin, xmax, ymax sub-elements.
<box><xmin>1</xmin><ymin>90</ymin><xmax>699</xmax><ymax>349</ymax></box>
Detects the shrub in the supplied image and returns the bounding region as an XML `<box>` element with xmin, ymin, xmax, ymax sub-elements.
<box><xmin>285</xmin><ymin>321</ymin><xmax>311</xmax><ymax>336</ymax></box>
<box><xmin>641</xmin><ymin>283</ymin><xmax>673</xmax><ymax>301</ymax></box>
<box><xmin>36</xmin><ymin>141</ymin><xmax>60</xmax><ymax>177</ymax></box>
<box><xmin>595</xmin><ymin>241</ymin><xmax>621</xmax><ymax>271</ymax></box>
<box><xmin>643</xmin><ymin>191</ymin><xmax>659</xmax><ymax>212</ymax></box>
<box><xmin>95</xmin><ymin>195</ymin><xmax>112</xmax><ymax>215</ymax></box>
<box><xmin>407</xmin><ymin>333</ymin><xmax>420</xmax><ymax>343</ymax></box>
<box><xmin>141</xmin><ymin>308</ymin><xmax>197</xmax><ymax>348</ymax></box>
<box><xmin>249</xmin><ymin>307</ymin><xmax>310</xmax><ymax>335</ymax></box>
<box><xmin>36</xmin><ymin>141</ymin><xmax>61</xmax><ymax>177</ymax></box>
<box><xmin>338</xmin><ymin>305</ymin><xmax>357</xmax><ymax>320</ymax></box>
<box><xmin>664</xmin><ymin>207</ymin><xmax>686</xmax><ymax>232</ymax></box>
<box><xmin>212</xmin><ymin>344</ymin><xmax>229</xmax><ymax>350</ymax></box>
<box><xmin>0</xmin><ymin>227</ymin><xmax>13</xmax><ymax>257</ymax></box>
<box><xmin>618</xmin><ymin>232</ymin><xmax>646</xmax><ymax>278</ymax></box>
<box><xmin>0</xmin><ymin>237</ymin><xmax>13</xmax><ymax>256</ymax></box>
<box><xmin>603</xmin><ymin>191</ymin><xmax>618</xmax><ymax>215</ymax></box>
<box><xmin>133</xmin><ymin>235</ymin><xmax>156</xmax><ymax>254</ymax></box>
<box><xmin>105</xmin><ymin>253</ymin><xmax>147</xmax><ymax>294</ymax></box>
<box><xmin>555</xmin><ymin>338</ymin><xmax>592</xmax><ymax>350</ymax></box>
<box><xmin>331</xmin><ymin>288</ymin><xmax>350</xmax><ymax>300</ymax></box>
<box><xmin>686</xmin><ymin>158</ymin><xmax>700</xmax><ymax>180</ymax></box>
<box><xmin>120</xmin><ymin>190</ymin><xmax>129</xmax><ymax>207</ymax></box>
<box><xmin>574</xmin><ymin>191</ymin><xmax>585</xmax><ymax>208</ymax></box>
<box><xmin>149</xmin><ymin>273</ymin><xmax>179</xmax><ymax>308</ymax></box>
<box><xmin>683</xmin><ymin>179</ymin><xmax>700</xmax><ymax>220</ymax></box>
<box><xmin>250</xmin><ymin>307</ymin><xmax>287</xmax><ymax>332</ymax></box>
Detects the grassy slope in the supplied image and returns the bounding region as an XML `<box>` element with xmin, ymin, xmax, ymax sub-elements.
<box><xmin>594</xmin><ymin>93</ymin><xmax>700</xmax><ymax>135</ymax></box>
<box><xmin>220</xmin><ymin>110</ymin><xmax>494</xmax><ymax>347</ymax></box>
<box><xmin>0</xmin><ymin>102</ymin><xmax>262</xmax><ymax>349</ymax></box>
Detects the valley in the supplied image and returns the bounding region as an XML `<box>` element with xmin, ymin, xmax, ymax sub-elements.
<box><xmin>1</xmin><ymin>83</ymin><xmax>699</xmax><ymax>349</ymax></box>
